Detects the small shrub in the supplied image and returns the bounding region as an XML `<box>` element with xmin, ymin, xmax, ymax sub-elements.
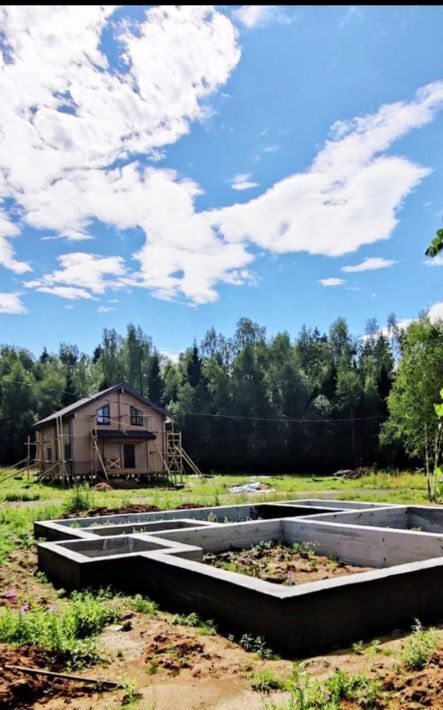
<box><xmin>130</xmin><ymin>594</ymin><xmax>158</xmax><ymax>615</ymax></box>
<box><xmin>63</xmin><ymin>485</ymin><xmax>93</xmax><ymax>514</ymax></box>
<box><xmin>401</xmin><ymin>620</ymin><xmax>439</xmax><ymax>670</ymax></box>
<box><xmin>238</xmin><ymin>633</ymin><xmax>275</xmax><ymax>659</ymax></box>
<box><xmin>325</xmin><ymin>669</ymin><xmax>384</xmax><ymax>708</ymax></box>
<box><xmin>269</xmin><ymin>665</ymin><xmax>385</xmax><ymax>710</ymax></box>
<box><xmin>171</xmin><ymin>611</ymin><xmax>215</xmax><ymax>634</ymax></box>
<box><xmin>34</xmin><ymin>571</ymin><xmax>49</xmax><ymax>584</ymax></box>
<box><xmin>352</xmin><ymin>640</ymin><xmax>365</xmax><ymax>654</ymax></box>
<box><xmin>292</xmin><ymin>541</ymin><xmax>317</xmax><ymax>559</ymax></box>
<box><xmin>250</xmin><ymin>669</ymin><xmax>284</xmax><ymax>693</ymax></box>
<box><xmin>121</xmin><ymin>677</ymin><xmax>142</xmax><ymax>707</ymax></box>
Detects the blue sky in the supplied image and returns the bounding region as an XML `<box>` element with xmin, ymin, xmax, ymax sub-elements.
<box><xmin>0</xmin><ymin>5</ymin><xmax>442</xmax><ymax>357</ymax></box>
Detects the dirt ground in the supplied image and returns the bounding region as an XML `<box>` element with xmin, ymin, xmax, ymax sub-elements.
<box><xmin>2</xmin><ymin>513</ymin><xmax>443</xmax><ymax>708</ymax></box>
<box><xmin>62</xmin><ymin>502</ymin><xmax>206</xmax><ymax>518</ymax></box>
<box><xmin>204</xmin><ymin>542</ymin><xmax>372</xmax><ymax>585</ymax></box>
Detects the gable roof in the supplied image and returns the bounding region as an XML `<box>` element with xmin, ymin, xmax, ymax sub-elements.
<box><xmin>34</xmin><ymin>383</ymin><xmax>171</xmax><ymax>428</ymax></box>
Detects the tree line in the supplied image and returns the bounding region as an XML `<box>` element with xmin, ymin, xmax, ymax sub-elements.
<box><xmin>0</xmin><ymin>316</ymin><xmax>442</xmax><ymax>475</ymax></box>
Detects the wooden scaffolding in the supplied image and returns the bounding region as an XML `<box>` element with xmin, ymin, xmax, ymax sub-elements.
<box><xmin>34</xmin><ymin>424</ymin><xmax>202</xmax><ymax>485</ymax></box>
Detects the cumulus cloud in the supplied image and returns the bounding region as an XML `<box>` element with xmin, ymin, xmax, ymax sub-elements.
<box><xmin>342</xmin><ymin>257</ymin><xmax>397</xmax><ymax>272</ymax></box>
<box><xmin>209</xmin><ymin>82</ymin><xmax>443</xmax><ymax>259</ymax></box>
<box><xmin>24</xmin><ymin>253</ymin><xmax>127</xmax><ymax>298</ymax></box>
<box><xmin>0</xmin><ymin>211</ymin><xmax>31</xmax><ymax>273</ymax></box>
<box><xmin>0</xmin><ymin>292</ymin><xmax>27</xmax><ymax>314</ymax></box>
<box><xmin>428</xmin><ymin>301</ymin><xmax>443</xmax><ymax>322</ymax></box>
<box><xmin>0</xmin><ymin>5</ymin><xmax>241</xmax><ymax>285</ymax></box>
<box><xmin>320</xmin><ymin>278</ymin><xmax>346</xmax><ymax>287</ymax></box>
<box><xmin>1</xmin><ymin>6</ymin><xmax>443</xmax><ymax>307</ymax></box>
<box><xmin>230</xmin><ymin>173</ymin><xmax>259</xmax><ymax>191</ymax></box>
<box><xmin>424</xmin><ymin>255</ymin><xmax>443</xmax><ymax>267</ymax></box>
<box><xmin>233</xmin><ymin>6</ymin><xmax>293</xmax><ymax>28</ymax></box>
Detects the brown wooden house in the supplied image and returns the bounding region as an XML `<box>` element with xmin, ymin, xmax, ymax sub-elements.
<box><xmin>33</xmin><ymin>383</ymin><xmax>200</xmax><ymax>483</ymax></box>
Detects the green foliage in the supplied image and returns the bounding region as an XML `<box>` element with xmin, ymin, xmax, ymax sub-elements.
<box><xmin>250</xmin><ymin>669</ymin><xmax>285</xmax><ymax>693</ymax></box>
<box><xmin>130</xmin><ymin>594</ymin><xmax>158</xmax><ymax>614</ymax></box>
<box><xmin>171</xmin><ymin>611</ymin><xmax>216</xmax><ymax>634</ymax></box>
<box><xmin>381</xmin><ymin>318</ymin><xmax>443</xmax><ymax>499</ymax></box>
<box><xmin>120</xmin><ymin>677</ymin><xmax>142</xmax><ymax>707</ymax></box>
<box><xmin>266</xmin><ymin>665</ymin><xmax>385</xmax><ymax>709</ymax></box>
<box><xmin>238</xmin><ymin>633</ymin><xmax>275</xmax><ymax>659</ymax></box>
<box><xmin>292</xmin><ymin>541</ymin><xmax>317</xmax><ymax>559</ymax></box>
<box><xmin>63</xmin><ymin>485</ymin><xmax>94</xmax><ymax>514</ymax></box>
<box><xmin>401</xmin><ymin>620</ymin><xmax>439</xmax><ymax>670</ymax></box>
<box><xmin>425</xmin><ymin>228</ymin><xmax>443</xmax><ymax>257</ymax></box>
<box><xmin>0</xmin><ymin>588</ymin><xmax>123</xmax><ymax>668</ymax></box>
<box><xmin>0</xmin><ymin>314</ymin><xmax>399</xmax><ymax>473</ymax></box>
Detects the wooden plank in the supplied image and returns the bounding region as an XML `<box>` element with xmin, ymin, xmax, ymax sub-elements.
<box><xmin>3</xmin><ymin>663</ymin><xmax>122</xmax><ymax>688</ymax></box>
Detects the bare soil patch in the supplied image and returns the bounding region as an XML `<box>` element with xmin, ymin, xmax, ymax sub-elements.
<box><xmin>204</xmin><ymin>541</ymin><xmax>372</xmax><ymax>585</ymax></box>
<box><xmin>62</xmin><ymin>502</ymin><xmax>206</xmax><ymax>518</ymax></box>
<box><xmin>0</xmin><ymin>645</ymin><xmax>101</xmax><ymax>709</ymax></box>
<box><xmin>0</xmin><ymin>549</ymin><xmax>58</xmax><ymax>610</ymax></box>
<box><xmin>379</xmin><ymin>649</ymin><xmax>443</xmax><ymax>708</ymax></box>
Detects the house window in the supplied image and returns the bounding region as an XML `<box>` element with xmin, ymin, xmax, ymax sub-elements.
<box><xmin>130</xmin><ymin>406</ymin><xmax>143</xmax><ymax>426</ymax></box>
<box><xmin>64</xmin><ymin>444</ymin><xmax>71</xmax><ymax>460</ymax></box>
<box><xmin>96</xmin><ymin>404</ymin><xmax>110</xmax><ymax>425</ymax></box>
<box><xmin>47</xmin><ymin>447</ymin><xmax>52</xmax><ymax>461</ymax></box>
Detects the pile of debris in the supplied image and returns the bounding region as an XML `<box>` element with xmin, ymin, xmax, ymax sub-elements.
<box><xmin>229</xmin><ymin>479</ymin><xmax>274</xmax><ymax>494</ymax></box>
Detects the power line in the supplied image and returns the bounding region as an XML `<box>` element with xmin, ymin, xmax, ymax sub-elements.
<box><xmin>0</xmin><ymin>377</ymin><xmax>387</xmax><ymax>424</ymax></box>
<box><xmin>185</xmin><ymin>411</ymin><xmax>386</xmax><ymax>424</ymax></box>
<box><xmin>0</xmin><ymin>376</ymin><xmax>78</xmax><ymax>397</ymax></box>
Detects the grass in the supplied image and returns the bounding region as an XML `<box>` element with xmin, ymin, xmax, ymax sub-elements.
<box><xmin>266</xmin><ymin>665</ymin><xmax>385</xmax><ymax>709</ymax></box>
<box><xmin>0</xmin><ymin>588</ymin><xmax>124</xmax><ymax>668</ymax></box>
<box><xmin>401</xmin><ymin>620</ymin><xmax>439</xmax><ymax>670</ymax></box>
<box><xmin>250</xmin><ymin>669</ymin><xmax>285</xmax><ymax>693</ymax></box>
<box><xmin>171</xmin><ymin>611</ymin><xmax>216</xmax><ymax>635</ymax></box>
<box><xmin>130</xmin><ymin>594</ymin><xmax>158</xmax><ymax>615</ymax></box>
<box><xmin>1</xmin><ymin>467</ymin><xmax>429</xmax><ymax>567</ymax></box>
<box><xmin>63</xmin><ymin>484</ymin><xmax>95</xmax><ymax>514</ymax></box>
<box><xmin>0</xmin><ymin>468</ymin><xmax>437</xmax><ymax>511</ymax></box>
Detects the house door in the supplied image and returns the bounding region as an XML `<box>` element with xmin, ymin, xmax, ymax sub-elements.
<box><xmin>124</xmin><ymin>444</ymin><xmax>136</xmax><ymax>469</ymax></box>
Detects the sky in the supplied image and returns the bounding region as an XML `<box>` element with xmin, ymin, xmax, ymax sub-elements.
<box><xmin>0</xmin><ymin>4</ymin><xmax>443</xmax><ymax>358</ymax></box>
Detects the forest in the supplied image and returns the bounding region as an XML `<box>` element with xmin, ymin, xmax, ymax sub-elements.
<box><xmin>0</xmin><ymin>315</ymin><xmax>442</xmax><ymax>474</ymax></box>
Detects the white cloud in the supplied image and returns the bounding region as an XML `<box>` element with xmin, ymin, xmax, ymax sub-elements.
<box><xmin>233</xmin><ymin>6</ymin><xmax>293</xmax><ymax>28</ymax></box>
<box><xmin>262</xmin><ymin>144</ymin><xmax>280</xmax><ymax>154</ymax></box>
<box><xmin>424</xmin><ymin>255</ymin><xmax>443</xmax><ymax>266</ymax></box>
<box><xmin>0</xmin><ymin>5</ymin><xmax>240</xmax><ymax>272</ymax></box>
<box><xmin>97</xmin><ymin>306</ymin><xmax>115</xmax><ymax>314</ymax></box>
<box><xmin>230</xmin><ymin>173</ymin><xmax>259</xmax><ymax>191</ymax></box>
<box><xmin>1</xmin><ymin>6</ymin><xmax>443</xmax><ymax>307</ymax></box>
<box><xmin>342</xmin><ymin>257</ymin><xmax>397</xmax><ymax>272</ymax></box>
<box><xmin>30</xmin><ymin>286</ymin><xmax>96</xmax><ymax>300</ymax></box>
<box><xmin>24</xmin><ymin>253</ymin><xmax>126</xmax><ymax>298</ymax></box>
<box><xmin>0</xmin><ymin>292</ymin><xmax>27</xmax><ymax>314</ymax></box>
<box><xmin>0</xmin><ymin>211</ymin><xmax>31</xmax><ymax>273</ymax></box>
<box><xmin>320</xmin><ymin>278</ymin><xmax>346</xmax><ymax>287</ymax></box>
<box><xmin>208</xmin><ymin>82</ymin><xmax>443</xmax><ymax>263</ymax></box>
<box><xmin>428</xmin><ymin>301</ymin><xmax>443</xmax><ymax>322</ymax></box>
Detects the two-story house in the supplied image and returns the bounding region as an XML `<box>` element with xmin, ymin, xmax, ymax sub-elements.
<box><xmin>33</xmin><ymin>383</ymin><xmax>198</xmax><ymax>483</ymax></box>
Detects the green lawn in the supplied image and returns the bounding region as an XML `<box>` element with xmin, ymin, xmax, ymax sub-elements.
<box><xmin>0</xmin><ymin>467</ymin><xmax>435</xmax><ymax>565</ymax></box>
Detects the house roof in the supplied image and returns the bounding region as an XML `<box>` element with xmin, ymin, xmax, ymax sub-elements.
<box><xmin>34</xmin><ymin>383</ymin><xmax>171</xmax><ymax>428</ymax></box>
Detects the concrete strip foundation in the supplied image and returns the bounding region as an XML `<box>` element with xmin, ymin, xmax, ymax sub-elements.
<box><xmin>34</xmin><ymin>499</ymin><xmax>443</xmax><ymax>656</ymax></box>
